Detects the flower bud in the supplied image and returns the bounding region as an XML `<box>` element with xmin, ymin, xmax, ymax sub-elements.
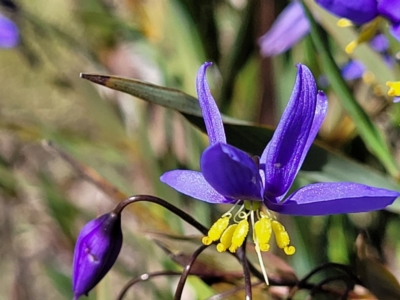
<box><xmin>72</xmin><ymin>212</ymin><xmax>123</xmax><ymax>299</ymax></box>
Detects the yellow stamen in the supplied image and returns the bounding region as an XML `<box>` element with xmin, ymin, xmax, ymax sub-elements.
<box><xmin>254</xmin><ymin>216</ymin><xmax>272</xmax><ymax>252</ymax></box>
<box><xmin>202</xmin><ymin>216</ymin><xmax>230</xmax><ymax>245</ymax></box>
<box><xmin>229</xmin><ymin>219</ymin><xmax>249</xmax><ymax>253</ymax></box>
<box><xmin>216</xmin><ymin>224</ymin><xmax>237</xmax><ymax>252</ymax></box>
<box><xmin>251</xmin><ymin>210</ymin><xmax>269</xmax><ymax>285</ymax></box>
<box><xmin>386</xmin><ymin>81</ymin><xmax>400</xmax><ymax>97</ymax></box>
<box><xmin>271</xmin><ymin>220</ymin><xmax>296</xmax><ymax>256</ymax></box>
<box><xmin>337</xmin><ymin>18</ymin><xmax>353</xmax><ymax>28</ymax></box>
<box><xmin>344</xmin><ymin>17</ymin><xmax>381</xmax><ymax>54</ymax></box>
<box><xmin>345</xmin><ymin>41</ymin><xmax>358</xmax><ymax>54</ymax></box>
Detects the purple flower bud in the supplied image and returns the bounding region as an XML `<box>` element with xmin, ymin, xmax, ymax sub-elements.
<box><xmin>72</xmin><ymin>212</ymin><xmax>123</xmax><ymax>299</ymax></box>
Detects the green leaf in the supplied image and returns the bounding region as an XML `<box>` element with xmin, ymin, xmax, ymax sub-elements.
<box><xmin>302</xmin><ymin>0</ymin><xmax>400</xmax><ymax>179</ymax></box>
<box><xmin>81</xmin><ymin>73</ymin><xmax>400</xmax><ymax>213</ymax></box>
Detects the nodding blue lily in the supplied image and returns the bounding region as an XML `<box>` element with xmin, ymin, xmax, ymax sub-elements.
<box><xmin>0</xmin><ymin>13</ymin><xmax>18</xmax><ymax>48</ymax></box>
<box><xmin>161</xmin><ymin>62</ymin><xmax>400</xmax><ymax>283</ymax></box>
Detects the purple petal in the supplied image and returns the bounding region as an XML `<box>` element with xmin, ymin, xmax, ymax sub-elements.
<box><xmin>378</xmin><ymin>0</ymin><xmax>400</xmax><ymax>24</ymax></box>
<box><xmin>316</xmin><ymin>0</ymin><xmax>379</xmax><ymax>24</ymax></box>
<box><xmin>266</xmin><ymin>182</ymin><xmax>400</xmax><ymax>216</ymax></box>
<box><xmin>341</xmin><ymin>60</ymin><xmax>366</xmax><ymax>81</ymax></box>
<box><xmin>369</xmin><ymin>33</ymin><xmax>390</xmax><ymax>53</ymax></box>
<box><xmin>258</xmin><ymin>2</ymin><xmax>310</xmax><ymax>56</ymax></box>
<box><xmin>196</xmin><ymin>62</ymin><xmax>226</xmax><ymax>145</ymax></box>
<box><xmin>201</xmin><ymin>143</ymin><xmax>264</xmax><ymax>201</ymax></box>
<box><xmin>160</xmin><ymin>170</ymin><xmax>232</xmax><ymax>204</ymax></box>
<box><xmin>260</xmin><ymin>64</ymin><xmax>319</xmax><ymax>198</ymax></box>
<box><xmin>389</xmin><ymin>23</ymin><xmax>400</xmax><ymax>42</ymax></box>
<box><xmin>0</xmin><ymin>14</ymin><xmax>18</xmax><ymax>48</ymax></box>
<box><xmin>299</xmin><ymin>90</ymin><xmax>328</xmax><ymax>167</ymax></box>
<box><xmin>393</xmin><ymin>96</ymin><xmax>400</xmax><ymax>103</ymax></box>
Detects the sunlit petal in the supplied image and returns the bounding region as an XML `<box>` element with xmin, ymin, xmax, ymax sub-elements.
<box><xmin>266</xmin><ymin>182</ymin><xmax>400</xmax><ymax>215</ymax></box>
<box><xmin>160</xmin><ymin>170</ymin><xmax>232</xmax><ymax>204</ymax></box>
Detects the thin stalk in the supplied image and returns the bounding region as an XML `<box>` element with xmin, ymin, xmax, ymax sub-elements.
<box><xmin>174</xmin><ymin>244</ymin><xmax>209</xmax><ymax>300</ymax></box>
<box><xmin>116</xmin><ymin>271</ymin><xmax>182</xmax><ymax>300</ymax></box>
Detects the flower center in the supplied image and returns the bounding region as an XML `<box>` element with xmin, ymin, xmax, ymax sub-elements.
<box><xmin>201</xmin><ymin>200</ymin><xmax>295</xmax><ymax>284</ymax></box>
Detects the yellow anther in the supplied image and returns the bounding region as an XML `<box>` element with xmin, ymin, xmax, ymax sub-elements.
<box><xmin>254</xmin><ymin>217</ymin><xmax>272</xmax><ymax>252</ymax></box>
<box><xmin>386</xmin><ymin>81</ymin><xmax>400</xmax><ymax>96</ymax></box>
<box><xmin>271</xmin><ymin>220</ymin><xmax>295</xmax><ymax>255</ymax></box>
<box><xmin>337</xmin><ymin>18</ymin><xmax>353</xmax><ymax>27</ymax></box>
<box><xmin>284</xmin><ymin>246</ymin><xmax>296</xmax><ymax>256</ymax></box>
<box><xmin>362</xmin><ymin>71</ymin><xmax>375</xmax><ymax>84</ymax></box>
<box><xmin>345</xmin><ymin>41</ymin><xmax>358</xmax><ymax>54</ymax></box>
<box><xmin>202</xmin><ymin>216</ymin><xmax>230</xmax><ymax>245</ymax></box>
<box><xmin>229</xmin><ymin>219</ymin><xmax>249</xmax><ymax>253</ymax></box>
<box><xmin>216</xmin><ymin>224</ymin><xmax>237</xmax><ymax>252</ymax></box>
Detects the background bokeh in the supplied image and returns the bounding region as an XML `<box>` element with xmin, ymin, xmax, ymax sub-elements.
<box><xmin>1</xmin><ymin>0</ymin><xmax>400</xmax><ymax>299</ymax></box>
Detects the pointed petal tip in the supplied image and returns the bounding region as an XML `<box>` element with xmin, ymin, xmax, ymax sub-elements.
<box><xmin>196</xmin><ymin>62</ymin><xmax>226</xmax><ymax>145</ymax></box>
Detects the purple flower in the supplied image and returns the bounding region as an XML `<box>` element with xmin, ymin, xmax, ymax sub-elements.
<box><xmin>72</xmin><ymin>212</ymin><xmax>123</xmax><ymax>299</ymax></box>
<box><xmin>259</xmin><ymin>1</ymin><xmax>309</xmax><ymax>56</ymax></box>
<box><xmin>0</xmin><ymin>13</ymin><xmax>18</xmax><ymax>48</ymax></box>
<box><xmin>316</xmin><ymin>0</ymin><xmax>400</xmax><ymax>41</ymax></box>
<box><xmin>341</xmin><ymin>60</ymin><xmax>366</xmax><ymax>81</ymax></box>
<box><xmin>161</xmin><ymin>62</ymin><xmax>399</xmax><ymax>260</ymax></box>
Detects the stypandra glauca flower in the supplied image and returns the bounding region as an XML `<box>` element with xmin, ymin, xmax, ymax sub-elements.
<box><xmin>161</xmin><ymin>62</ymin><xmax>400</xmax><ymax>285</ymax></box>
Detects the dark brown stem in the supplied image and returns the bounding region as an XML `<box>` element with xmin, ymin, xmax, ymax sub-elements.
<box><xmin>237</xmin><ymin>244</ymin><xmax>252</xmax><ymax>300</ymax></box>
<box><xmin>174</xmin><ymin>244</ymin><xmax>209</xmax><ymax>300</ymax></box>
<box><xmin>116</xmin><ymin>271</ymin><xmax>182</xmax><ymax>300</ymax></box>
<box><xmin>112</xmin><ymin>195</ymin><xmax>209</xmax><ymax>236</ymax></box>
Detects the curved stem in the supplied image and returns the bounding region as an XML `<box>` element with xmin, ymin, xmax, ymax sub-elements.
<box><xmin>298</xmin><ymin>262</ymin><xmax>361</xmax><ymax>288</ymax></box>
<box><xmin>116</xmin><ymin>271</ymin><xmax>182</xmax><ymax>300</ymax></box>
<box><xmin>309</xmin><ymin>275</ymin><xmax>353</xmax><ymax>298</ymax></box>
<box><xmin>237</xmin><ymin>244</ymin><xmax>252</xmax><ymax>300</ymax></box>
<box><xmin>205</xmin><ymin>281</ymin><xmax>263</xmax><ymax>300</ymax></box>
<box><xmin>174</xmin><ymin>244</ymin><xmax>209</xmax><ymax>300</ymax></box>
<box><xmin>113</xmin><ymin>195</ymin><xmax>208</xmax><ymax>235</ymax></box>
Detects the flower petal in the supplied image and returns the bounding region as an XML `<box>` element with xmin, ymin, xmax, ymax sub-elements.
<box><xmin>266</xmin><ymin>182</ymin><xmax>400</xmax><ymax>215</ymax></box>
<box><xmin>369</xmin><ymin>33</ymin><xmax>390</xmax><ymax>53</ymax></box>
<box><xmin>0</xmin><ymin>14</ymin><xmax>18</xmax><ymax>48</ymax></box>
<box><xmin>260</xmin><ymin>64</ymin><xmax>319</xmax><ymax>198</ymax></box>
<box><xmin>378</xmin><ymin>0</ymin><xmax>400</xmax><ymax>24</ymax></box>
<box><xmin>258</xmin><ymin>2</ymin><xmax>309</xmax><ymax>56</ymax></box>
<box><xmin>341</xmin><ymin>60</ymin><xmax>365</xmax><ymax>81</ymax></box>
<box><xmin>316</xmin><ymin>0</ymin><xmax>379</xmax><ymax>24</ymax></box>
<box><xmin>300</xmin><ymin>90</ymin><xmax>328</xmax><ymax>165</ymax></box>
<box><xmin>201</xmin><ymin>143</ymin><xmax>264</xmax><ymax>201</ymax></box>
<box><xmin>196</xmin><ymin>62</ymin><xmax>226</xmax><ymax>145</ymax></box>
<box><xmin>160</xmin><ymin>170</ymin><xmax>232</xmax><ymax>204</ymax></box>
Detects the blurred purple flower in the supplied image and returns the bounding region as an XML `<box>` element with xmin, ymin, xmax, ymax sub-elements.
<box><xmin>161</xmin><ymin>62</ymin><xmax>399</xmax><ymax>258</ymax></box>
<box><xmin>341</xmin><ymin>60</ymin><xmax>366</xmax><ymax>81</ymax></box>
<box><xmin>72</xmin><ymin>212</ymin><xmax>123</xmax><ymax>300</ymax></box>
<box><xmin>259</xmin><ymin>1</ymin><xmax>309</xmax><ymax>56</ymax></box>
<box><xmin>0</xmin><ymin>13</ymin><xmax>18</xmax><ymax>48</ymax></box>
<box><xmin>317</xmin><ymin>0</ymin><xmax>400</xmax><ymax>41</ymax></box>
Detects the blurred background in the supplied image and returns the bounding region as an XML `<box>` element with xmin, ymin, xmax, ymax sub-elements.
<box><xmin>1</xmin><ymin>0</ymin><xmax>400</xmax><ymax>299</ymax></box>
